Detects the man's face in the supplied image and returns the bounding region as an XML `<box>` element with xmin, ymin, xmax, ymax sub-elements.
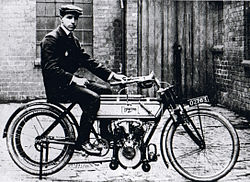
<box><xmin>61</xmin><ymin>14</ymin><xmax>78</xmax><ymax>31</ymax></box>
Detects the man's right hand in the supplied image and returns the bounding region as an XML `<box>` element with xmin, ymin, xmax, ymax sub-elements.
<box><xmin>72</xmin><ymin>76</ymin><xmax>89</xmax><ymax>87</ymax></box>
<box><xmin>112</xmin><ymin>73</ymin><xmax>127</xmax><ymax>81</ymax></box>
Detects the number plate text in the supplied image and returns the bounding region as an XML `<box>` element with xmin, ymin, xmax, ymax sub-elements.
<box><xmin>188</xmin><ymin>95</ymin><xmax>209</xmax><ymax>106</ymax></box>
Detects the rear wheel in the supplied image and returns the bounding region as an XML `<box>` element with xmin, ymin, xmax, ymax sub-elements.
<box><xmin>161</xmin><ymin>109</ymin><xmax>239</xmax><ymax>181</ymax></box>
<box><xmin>6</xmin><ymin>106</ymin><xmax>75</xmax><ymax>176</ymax></box>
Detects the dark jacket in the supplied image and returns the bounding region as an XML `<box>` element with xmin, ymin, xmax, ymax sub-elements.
<box><xmin>40</xmin><ymin>26</ymin><xmax>112</xmax><ymax>100</ymax></box>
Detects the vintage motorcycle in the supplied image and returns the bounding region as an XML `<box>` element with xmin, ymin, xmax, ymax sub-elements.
<box><xmin>3</xmin><ymin>72</ymin><xmax>239</xmax><ymax>181</ymax></box>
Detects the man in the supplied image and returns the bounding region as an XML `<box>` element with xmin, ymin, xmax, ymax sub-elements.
<box><xmin>41</xmin><ymin>4</ymin><xmax>126</xmax><ymax>154</ymax></box>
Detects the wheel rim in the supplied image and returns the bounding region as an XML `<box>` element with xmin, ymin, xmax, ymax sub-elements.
<box><xmin>165</xmin><ymin>111</ymin><xmax>239</xmax><ymax>181</ymax></box>
<box><xmin>7</xmin><ymin>108</ymin><xmax>75</xmax><ymax>176</ymax></box>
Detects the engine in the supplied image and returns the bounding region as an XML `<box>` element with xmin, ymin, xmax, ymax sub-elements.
<box><xmin>112</xmin><ymin>119</ymin><xmax>146</xmax><ymax>168</ymax></box>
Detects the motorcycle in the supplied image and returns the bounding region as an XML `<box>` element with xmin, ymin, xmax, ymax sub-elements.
<box><xmin>3</xmin><ymin>72</ymin><xmax>239</xmax><ymax>181</ymax></box>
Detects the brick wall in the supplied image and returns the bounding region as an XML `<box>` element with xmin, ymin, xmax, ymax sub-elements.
<box><xmin>93</xmin><ymin>0</ymin><xmax>138</xmax><ymax>77</ymax></box>
<box><xmin>93</xmin><ymin>0</ymin><xmax>138</xmax><ymax>94</ymax></box>
<box><xmin>126</xmin><ymin>0</ymin><xmax>138</xmax><ymax>77</ymax></box>
<box><xmin>0</xmin><ymin>0</ymin><xmax>45</xmax><ymax>101</ymax></box>
<box><xmin>216</xmin><ymin>1</ymin><xmax>250</xmax><ymax>116</ymax></box>
<box><xmin>93</xmin><ymin>0</ymin><xmax>122</xmax><ymax>75</ymax></box>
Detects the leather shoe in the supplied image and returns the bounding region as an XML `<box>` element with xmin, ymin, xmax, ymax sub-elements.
<box><xmin>75</xmin><ymin>142</ymin><xmax>101</xmax><ymax>155</ymax></box>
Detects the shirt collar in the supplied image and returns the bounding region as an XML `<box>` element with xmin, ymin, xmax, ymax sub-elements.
<box><xmin>60</xmin><ymin>24</ymin><xmax>71</xmax><ymax>36</ymax></box>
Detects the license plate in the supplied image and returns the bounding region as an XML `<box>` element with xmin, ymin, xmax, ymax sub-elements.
<box><xmin>188</xmin><ymin>95</ymin><xmax>209</xmax><ymax>106</ymax></box>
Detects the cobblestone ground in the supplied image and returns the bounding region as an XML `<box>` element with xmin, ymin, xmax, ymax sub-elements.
<box><xmin>0</xmin><ymin>103</ymin><xmax>249</xmax><ymax>182</ymax></box>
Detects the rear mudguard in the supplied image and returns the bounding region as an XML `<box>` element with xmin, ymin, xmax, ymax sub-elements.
<box><xmin>2</xmin><ymin>99</ymin><xmax>77</xmax><ymax>138</ymax></box>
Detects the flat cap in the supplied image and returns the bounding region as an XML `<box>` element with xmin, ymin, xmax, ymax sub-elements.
<box><xmin>59</xmin><ymin>4</ymin><xmax>83</xmax><ymax>17</ymax></box>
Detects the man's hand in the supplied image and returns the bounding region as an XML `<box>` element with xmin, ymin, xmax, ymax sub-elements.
<box><xmin>72</xmin><ymin>76</ymin><xmax>89</xmax><ymax>87</ymax></box>
<box><xmin>112</xmin><ymin>73</ymin><xmax>127</xmax><ymax>81</ymax></box>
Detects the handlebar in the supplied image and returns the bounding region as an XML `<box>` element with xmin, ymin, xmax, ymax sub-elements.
<box><xmin>110</xmin><ymin>71</ymin><xmax>173</xmax><ymax>92</ymax></box>
<box><xmin>110</xmin><ymin>72</ymin><xmax>155</xmax><ymax>86</ymax></box>
<box><xmin>110</xmin><ymin>78</ymin><xmax>155</xmax><ymax>86</ymax></box>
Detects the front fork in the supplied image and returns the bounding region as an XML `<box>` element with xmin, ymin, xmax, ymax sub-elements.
<box><xmin>173</xmin><ymin>105</ymin><xmax>206</xmax><ymax>149</ymax></box>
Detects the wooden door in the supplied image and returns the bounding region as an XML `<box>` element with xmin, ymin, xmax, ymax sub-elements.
<box><xmin>138</xmin><ymin>0</ymin><xmax>216</xmax><ymax>100</ymax></box>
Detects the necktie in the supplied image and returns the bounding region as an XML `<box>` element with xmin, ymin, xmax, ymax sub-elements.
<box><xmin>68</xmin><ymin>32</ymin><xmax>81</xmax><ymax>49</ymax></box>
<box><xmin>68</xmin><ymin>32</ymin><xmax>77</xmax><ymax>47</ymax></box>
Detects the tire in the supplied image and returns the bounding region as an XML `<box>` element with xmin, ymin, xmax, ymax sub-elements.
<box><xmin>161</xmin><ymin>109</ymin><xmax>239</xmax><ymax>181</ymax></box>
<box><xmin>6</xmin><ymin>106</ymin><xmax>75</xmax><ymax>176</ymax></box>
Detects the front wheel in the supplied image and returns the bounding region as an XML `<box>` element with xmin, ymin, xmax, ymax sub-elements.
<box><xmin>161</xmin><ymin>109</ymin><xmax>239</xmax><ymax>182</ymax></box>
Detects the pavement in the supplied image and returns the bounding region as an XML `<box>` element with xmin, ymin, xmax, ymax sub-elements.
<box><xmin>0</xmin><ymin>103</ymin><xmax>249</xmax><ymax>182</ymax></box>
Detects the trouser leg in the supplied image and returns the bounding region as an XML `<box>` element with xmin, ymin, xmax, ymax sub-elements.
<box><xmin>76</xmin><ymin>114</ymin><xmax>92</xmax><ymax>144</ymax></box>
<box><xmin>87</xmin><ymin>82</ymin><xmax>113</xmax><ymax>140</ymax></box>
<box><xmin>66</xmin><ymin>82</ymin><xmax>112</xmax><ymax>145</ymax></box>
<box><xmin>65</xmin><ymin>84</ymin><xmax>100</xmax><ymax>145</ymax></box>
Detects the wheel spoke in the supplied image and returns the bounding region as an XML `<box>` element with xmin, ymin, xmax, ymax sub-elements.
<box><xmin>175</xmin><ymin>148</ymin><xmax>202</xmax><ymax>160</ymax></box>
<box><xmin>33</xmin><ymin>125</ymin><xmax>40</xmax><ymax>135</ymax></box>
<box><xmin>35</xmin><ymin>116</ymin><xmax>45</xmax><ymax>131</ymax></box>
<box><xmin>7</xmin><ymin>108</ymin><xmax>75</xmax><ymax>175</ymax></box>
<box><xmin>165</xmin><ymin>110</ymin><xmax>239</xmax><ymax>181</ymax></box>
